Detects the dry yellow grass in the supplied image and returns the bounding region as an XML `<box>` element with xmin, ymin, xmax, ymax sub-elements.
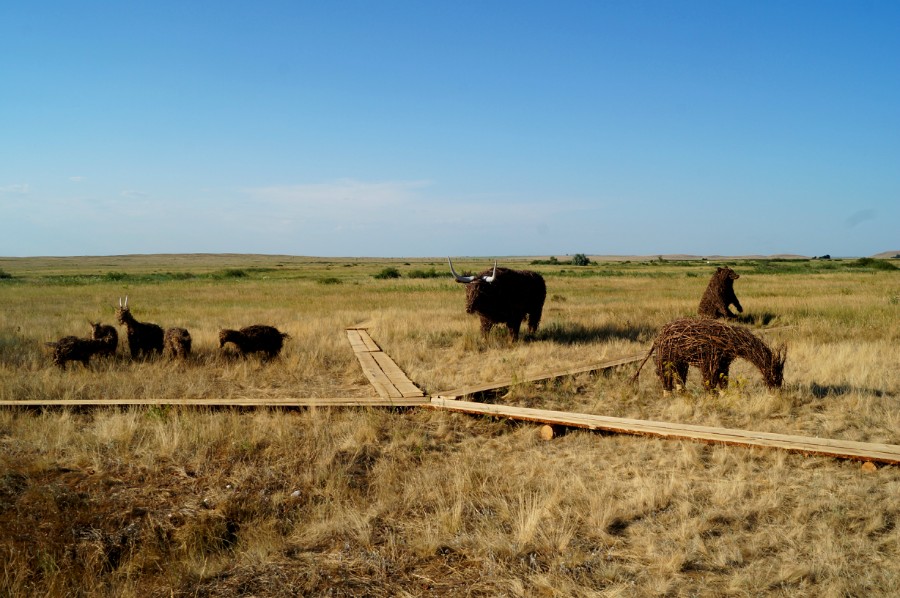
<box><xmin>1</xmin><ymin>255</ymin><xmax>898</xmax><ymax>596</ymax></box>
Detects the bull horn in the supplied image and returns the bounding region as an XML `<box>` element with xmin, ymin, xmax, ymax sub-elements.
<box><xmin>448</xmin><ymin>257</ymin><xmax>476</xmax><ymax>283</ymax></box>
<box><xmin>482</xmin><ymin>261</ymin><xmax>497</xmax><ymax>283</ymax></box>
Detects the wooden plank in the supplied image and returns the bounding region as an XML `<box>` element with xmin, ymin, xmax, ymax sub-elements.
<box><xmin>347</xmin><ymin>328</ymin><xmax>403</xmax><ymax>398</ymax></box>
<box><xmin>372</xmin><ymin>352</ymin><xmax>425</xmax><ymax>397</ymax></box>
<box><xmin>0</xmin><ymin>397</ymin><xmax>429</xmax><ymax>408</ymax></box>
<box><xmin>345</xmin><ymin>329</ymin><xmax>370</xmax><ymax>353</ymax></box>
<box><xmin>355</xmin><ymin>351</ymin><xmax>403</xmax><ymax>398</ymax></box>
<box><xmin>346</xmin><ymin>327</ymin><xmax>425</xmax><ymax>398</ymax></box>
<box><xmin>429</xmin><ymin>398</ymin><xmax>900</xmax><ymax>464</ymax></box>
<box><xmin>434</xmin><ymin>353</ymin><xmax>645</xmax><ymax>399</ymax></box>
<box><xmin>351</xmin><ymin>329</ymin><xmax>381</xmax><ymax>352</ymax></box>
<box><xmin>346</xmin><ymin>329</ymin><xmax>381</xmax><ymax>353</ymax></box>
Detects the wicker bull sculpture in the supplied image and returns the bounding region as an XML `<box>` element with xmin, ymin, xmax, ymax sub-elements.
<box><xmin>449</xmin><ymin>258</ymin><xmax>546</xmax><ymax>341</ymax></box>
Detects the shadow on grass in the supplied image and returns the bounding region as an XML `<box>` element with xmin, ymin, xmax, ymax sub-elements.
<box><xmin>808</xmin><ymin>382</ymin><xmax>887</xmax><ymax>399</ymax></box>
<box><xmin>734</xmin><ymin>312</ymin><xmax>779</xmax><ymax>327</ymax></box>
<box><xmin>534</xmin><ymin>322</ymin><xmax>652</xmax><ymax>345</ymax></box>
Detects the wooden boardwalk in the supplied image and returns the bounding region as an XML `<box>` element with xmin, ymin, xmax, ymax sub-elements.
<box><xmin>430</xmin><ymin>398</ymin><xmax>900</xmax><ymax>465</ymax></box>
<box><xmin>434</xmin><ymin>353</ymin><xmax>645</xmax><ymax>399</ymax></box>
<box><xmin>345</xmin><ymin>328</ymin><xmax>427</xmax><ymax>405</ymax></box>
<box><xmin>0</xmin><ymin>397</ymin><xmax>425</xmax><ymax>408</ymax></box>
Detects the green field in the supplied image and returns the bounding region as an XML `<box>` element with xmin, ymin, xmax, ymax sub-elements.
<box><xmin>1</xmin><ymin>254</ymin><xmax>898</xmax><ymax>596</ymax></box>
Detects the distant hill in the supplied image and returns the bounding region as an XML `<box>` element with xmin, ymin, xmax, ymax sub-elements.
<box><xmin>583</xmin><ymin>254</ymin><xmax>812</xmax><ymax>262</ymax></box>
<box><xmin>872</xmin><ymin>251</ymin><xmax>900</xmax><ymax>259</ymax></box>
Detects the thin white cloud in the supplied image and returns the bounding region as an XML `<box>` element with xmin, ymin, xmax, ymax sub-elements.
<box><xmin>244</xmin><ymin>179</ymin><xmax>431</xmax><ymax>211</ymax></box>
<box><xmin>0</xmin><ymin>184</ymin><xmax>29</xmax><ymax>195</ymax></box>
<box><xmin>69</xmin><ymin>176</ymin><xmax>86</xmax><ymax>183</ymax></box>
<box><xmin>205</xmin><ymin>178</ymin><xmax>586</xmax><ymax>255</ymax></box>
<box><xmin>240</xmin><ymin>179</ymin><xmax>582</xmax><ymax>238</ymax></box>
<box><xmin>1</xmin><ymin>177</ymin><xmax>591</xmax><ymax>256</ymax></box>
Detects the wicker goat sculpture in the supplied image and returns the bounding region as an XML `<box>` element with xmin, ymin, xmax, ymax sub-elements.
<box><xmin>218</xmin><ymin>325</ymin><xmax>290</xmax><ymax>359</ymax></box>
<box><xmin>698</xmin><ymin>267</ymin><xmax>743</xmax><ymax>319</ymax></box>
<box><xmin>632</xmin><ymin>317</ymin><xmax>786</xmax><ymax>392</ymax></box>
<box><xmin>116</xmin><ymin>297</ymin><xmax>164</xmax><ymax>359</ymax></box>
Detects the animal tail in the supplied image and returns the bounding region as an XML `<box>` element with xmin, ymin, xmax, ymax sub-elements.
<box><xmin>630</xmin><ymin>342</ymin><xmax>656</xmax><ymax>385</ymax></box>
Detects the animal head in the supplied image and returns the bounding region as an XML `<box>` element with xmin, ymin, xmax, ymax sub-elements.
<box><xmin>449</xmin><ymin>258</ymin><xmax>498</xmax><ymax>314</ymax></box>
<box><xmin>717</xmin><ymin>267</ymin><xmax>740</xmax><ymax>281</ymax></box>
<box><xmin>218</xmin><ymin>329</ymin><xmax>236</xmax><ymax>347</ymax></box>
<box><xmin>766</xmin><ymin>344</ymin><xmax>788</xmax><ymax>389</ymax></box>
<box><xmin>115</xmin><ymin>296</ymin><xmax>131</xmax><ymax>324</ymax></box>
<box><xmin>89</xmin><ymin>321</ymin><xmax>115</xmax><ymax>340</ymax></box>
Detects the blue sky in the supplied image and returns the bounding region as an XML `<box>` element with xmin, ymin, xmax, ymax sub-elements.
<box><xmin>2</xmin><ymin>1</ymin><xmax>898</xmax><ymax>258</ymax></box>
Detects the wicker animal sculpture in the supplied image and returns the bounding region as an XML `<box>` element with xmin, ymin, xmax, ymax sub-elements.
<box><xmin>632</xmin><ymin>317</ymin><xmax>786</xmax><ymax>392</ymax></box>
<box><xmin>698</xmin><ymin>266</ymin><xmax>743</xmax><ymax>319</ymax></box>
<box><xmin>115</xmin><ymin>296</ymin><xmax>164</xmax><ymax>358</ymax></box>
<box><xmin>164</xmin><ymin>327</ymin><xmax>192</xmax><ymax>359</ymax></box>
<box><xmin>46</xmin><ymin>336</ymin><xmax>111</xmax><ymax>369</ymax></box>
<box><xmin>218</xmin><ymin>325</ymin><xmax>290</xmax><ymax>359</ymax></box>
<box><xmin>448</xmin><ymin>258</ymin><xmax>546</xmax><ymax>341</ymax></box>
<box><xmin>89</xmin><ymin>321</ymin><xmax>118</xmax><ymax>357</ymax></box>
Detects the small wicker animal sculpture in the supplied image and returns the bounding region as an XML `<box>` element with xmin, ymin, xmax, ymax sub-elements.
<box><xmin>698</xmin><ymin>267</ymin><xmax>743</xmax><ymax>319</ymax></box>
<box><xmin>115</xmin><ymin>296</ymin><xmax>164</xmax><ymax>359</ymax></box>
<box><xmin>632</xmin><ymin>317</ymin><xmax>786</xmax><ymax>392</ymax></box>
<box><xmin>218</xmin><ymin>325</ymin><xmax>290</xmax><ymax>359</ymax></box>
<box><xmin>164</xmin><ymin>327</ymin><xmax>192</xmax><ymax>359</ymax></box>
<box><xmin>46</xmin><ymin>336</ymin><xmax>110</xmax><ymax>369</ymax></box>
<box><xmin>89</xmin><ymin>321</ymin><xmax>119</xmax><ymax>358</ymax></box>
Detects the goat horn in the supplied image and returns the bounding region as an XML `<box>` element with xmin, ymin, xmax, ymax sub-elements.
<box><xmin>118</xmin><ymin>297</ymin><xmax>122</xmax><ymax>307</ymax></box>
<box><xmin>124</xmin><ymin>296</ymin><xmax>128</xmax><ymax>308</ymax></box>
<box><xmin>448</xmin><ymin>257</ymin><xmax>476</xmax><ymax>283</ymax></box>
<box><xmin>482</xmin><ymin>261</ymin><xmax>497</xmax><ymax>283</ymax></box>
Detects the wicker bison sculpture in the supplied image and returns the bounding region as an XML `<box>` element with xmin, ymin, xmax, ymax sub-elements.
<box><xmin>632</xmin><ymin>317</ymin><xmax>786</xmax><ymax>392</ymax></box>
<box><xmin>698</xmin><ymin>266</ymin><xmax>743</xmax><ymax>319</ymax></box>
<box><xmin>46</xmin><ymin>336</ymin><xmax>111</xmax><ymax>369</ymax></box>
<box><xmin>219</xmin><ymin>325</ymin><xmax>290</xmax><ymax>359</ymax></box>
<box><xmin>448</xmin><ymin>258</ymin><xmax>546</xmax><ymax>341</ymax></box>
<box><xmin>164</xmin><ymin>327</ymin><xmax>192</xmax><ymax>359</ymax></box>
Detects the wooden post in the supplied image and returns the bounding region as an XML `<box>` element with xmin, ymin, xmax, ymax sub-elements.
<box><xmin>539</xmin><ymin>424</ymin><xmax>556</xmax><ymax>441</ymax></box>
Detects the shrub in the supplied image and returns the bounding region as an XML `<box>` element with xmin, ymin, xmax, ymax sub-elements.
<box><xmin>214</xmin><ymin>269</ymin><xmax>249</xmax><ymax>279</ymax></box>
<box><xmin>317</xmin><ymin>277</ymin><xmax>342</xmax><ymax>285</ymax></box>
<box><xmin>373</xmin><ymin>267</ymin><xmax>401</xmax><ymax>280</ymax></box>
<box><xmin>849</xmin><ymin>258</ymin><xmax>897</xmax><ymax>271</ymax></box>
<box><xmin>166</xmin><ymin>272</ymin><xmax>195</xmax><ymax>281</ymax></box>
<box><xmin>572</xmin><ymin>253</ymin><xmax>591</xmax><ymax>266</ymax></box>
<box><xmin>407</xmin><ymin>268</ymin><xmax>442</xmax><ymax>279</ymax></box>
<box><xmin>0</xmin><ymin>269</ymin><xmax>11</xmax><ymax>280</ymax></box>
<box><xmin>530</xmin><ymin>256</ymin><xmax>560</xmax><ymax>265</ymax></box>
